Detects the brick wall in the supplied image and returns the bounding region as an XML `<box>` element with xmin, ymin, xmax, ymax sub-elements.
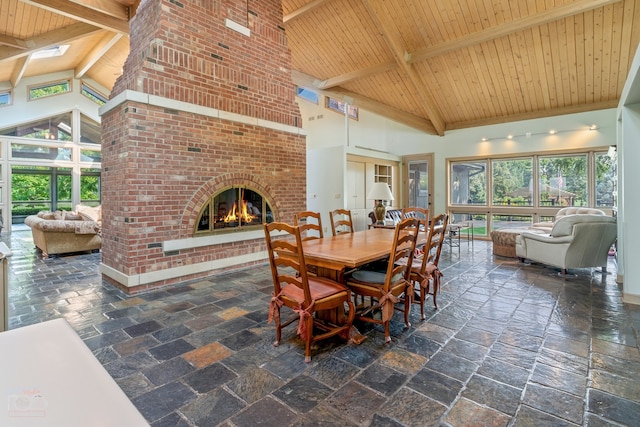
<box><xmin>101</xmin><ymin>0</ymin><xmax>305</xmax><ymax>292</ymax></box>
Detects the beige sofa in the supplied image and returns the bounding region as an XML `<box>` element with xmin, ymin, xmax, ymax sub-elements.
<box><xmin>24</xmin><ymin>206</ymin><xmax>102</xmax><ymax>257</ymax></box>
<box><xmin>515</xmin><ymin>214</ymin><xmax>617</xmax><ymax>273</ymax></box>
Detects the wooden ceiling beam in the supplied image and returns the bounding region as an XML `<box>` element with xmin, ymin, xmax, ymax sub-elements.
<box><xmin>446</xmin><ymin>100</ymin><xmax>619</xmax><ymax>131</ymax></box>
<box><xmin>315</xmin><ymin>61</ymin><xmax>396</xmax><ymax>89</ymax></box>
<box><xmin>0</xmin><ymin>34</ymin><xmax>28</xmax><ymax>50</ymax></box>
<box><xmin>20</xmin><ymin>0</ymin><xmax>130</xmax><ymax>34</ymax></box>
<box><xmin>283</xmin><ymin>0</ymin><xmax>330</xmax><ymax>24</ymax></box>
<box><xmin>0</xmin><ymin>22</ymin><xmax>103</xmax><ymax>61</ymax></box>
<box><xmin>10</xmin><ymin>54</ymin><xmax>31</xmax><ymax>88</ymax></box>
<box><xmin>292</xmin><ymin>70</ymin><xmax>437</xmax><ymax>134</ymax></box>
<box><xmin>74</xmin><ymin>30</ymin><xmax>123</xmax><ymax>79</ymax></box>
<box><xmin>361</xmin><ymin>0</ymin><xmax>446</xmax><ymax>136</ymax></box>
<box><xmin>408</xmin><ymin>0</ymin><xmax>622</xmax><ymax>64</ymax></box>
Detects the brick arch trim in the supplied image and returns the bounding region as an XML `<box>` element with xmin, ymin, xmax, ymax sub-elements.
<box><xmin>181</xmin><ymin>174</ymin><xmax>279</xmax><ymax>238</ymax></box>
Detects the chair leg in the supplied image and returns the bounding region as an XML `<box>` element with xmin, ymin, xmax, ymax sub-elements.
<box><xmin>404</xmin><ymin>293</ymin><xmax>411</xmax><ymax>328</ymax></box>
<box><xmin>432</xmin><ymin>281</ymin><xmax>439</xmax><ymax>309</ymax></box>
<box><xmin>304</xmin><ymin>316</ymin><xmax>313</xmax><ymax>363</ymax></box>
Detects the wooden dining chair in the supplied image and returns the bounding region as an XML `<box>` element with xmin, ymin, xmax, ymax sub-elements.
<box><xmin>407</xmin><ymin>213</ymin><xmax>449</xmax><ymax>318</ymax></box>
<box><xmin>329</xmin><ymin>209</ymin><xmax>354</xmax><ymax>236</ymax></box>
<box><xmin>346</xmin><ymin>217</ymin><xmax>420</xmax><ymax>343</ymax></box>
<box><xmin>294</xmin><ymin>211</ymin><xmax>324</xmax><ymax>241</ymax></box>
<box><xmin>264</xmin><ymin>222</ymin><xmax>355</xmax><ymax>363</ymax></box>
<box><xmin>402</xmin><ymin>207</ymin><xmax>429</xmax><ymax>225</ymax></box>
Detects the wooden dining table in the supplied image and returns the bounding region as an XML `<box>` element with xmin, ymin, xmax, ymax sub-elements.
<box><xmin>301</xmin><ymin>227</ymin><xmax>427</xmax><ymax>283</ymax></box>
<box><xmin>301</xmin><ymin>227</ymin><xmax>401</xmax><ymax>283</ymax></box>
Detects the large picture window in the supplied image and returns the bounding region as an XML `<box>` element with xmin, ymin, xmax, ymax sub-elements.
<box><xmin>448</xmin><ymin>148</ymin><xmax>615</xmax><ymax>237</ymax></box>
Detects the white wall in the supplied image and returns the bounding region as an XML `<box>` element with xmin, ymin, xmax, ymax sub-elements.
<box><xmin>0</xmin><ymin>71</ymin><xmax>107</xmax><ymax>128</ymax></box>
<box><xmin>298</xmin><ymin>97</ymin><xmax>617</xmax><ymax>216</ymax></box>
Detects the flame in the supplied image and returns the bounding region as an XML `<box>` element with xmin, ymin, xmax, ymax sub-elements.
<box><xmin>224</xmin><ymin>200</ymin><xmax>255</xmax><ymax>223</ymax></box>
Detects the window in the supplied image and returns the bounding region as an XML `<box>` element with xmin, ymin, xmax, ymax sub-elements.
<box><xmin>0</xmin><ymin>90</ymin><xmax>11</xmax><ymax>107</ymax></box>
<box><xmin>296</xmin><ymin>87</ymin><xmax>318</xmax><ymax>104</ymax></box>
<box><xmin>80</xmin><ymin>114</ymin><xmax>101</xmax><ymax>144</ymax></box>
<box><xmin>28</xmin><ymin>80</ymin><xmax>71</xmax><ymax>101</ymax></box>
<box><xmin>538</xmin><ymin>154</ymin><xmax>587</xmax><ymax>207</ymax></box>
<box><xmin>81</xmin><ymin>83</ymin><xmax>107</xmax><ymax>105</ymax></box>
<box><xmin>81</xmin><ymin>168</ymin><xmax>101</xmax><ymax>206</ymax></box>
<box><xmin>595</xmin><ymin>151</ymin><xmax>616</xmax><ymax>207</ymax></box>
<box><xmin>32</xmin><ymin>45</ymin><xmax>69</xmax><ymax>60</ymax></box>
<box><xmin>325</xmin><ymin>96</ymin><xmax>358</xmax><ymax>120</ymax></box>
<box><xmin>451</xmin><ymin>160</ymin><xmax>487</xmax><ymax>205</ymax></box>
<box><xmin>492</xmin><ymin>158</ymin><xmax>533</xmax><ymax>206</ymax></box>
<box><xmin>1</xmin><ymin>113</ymin><xmax>72</xmax><ymax>141</ymax></box>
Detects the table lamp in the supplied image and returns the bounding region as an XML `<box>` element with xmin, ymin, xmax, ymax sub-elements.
<box><xmin>368</xmin><ymin>182</ymin><xmax>394</xmax><ymax>225</ymax></box>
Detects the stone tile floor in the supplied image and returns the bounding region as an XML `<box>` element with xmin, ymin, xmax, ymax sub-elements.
<box><xmin>4</xmin><ymin>229</ymin><xmax>640</xmax><ymax>426</ymax></box>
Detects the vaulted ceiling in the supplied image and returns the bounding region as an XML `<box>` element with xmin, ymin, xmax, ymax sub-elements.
<box><xmin>2</xmin><ymin>0</ymin><xmax>639</xmax><ymax>135</ymax></box>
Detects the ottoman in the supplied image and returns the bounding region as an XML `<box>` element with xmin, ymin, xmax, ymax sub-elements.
<box><xmin>490</xmin><ymin>228</ymin><xmax>532</xmax><ymax>258</ymax></box>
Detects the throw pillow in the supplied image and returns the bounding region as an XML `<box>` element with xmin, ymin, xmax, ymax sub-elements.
<box><xmin>76</xmin><ymin>205</ymin><xmax>102</xmax><ymax>223</ymax></box>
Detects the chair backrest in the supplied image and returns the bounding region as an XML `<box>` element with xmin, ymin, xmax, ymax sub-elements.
<box><xmin>382</xmin><ymin>217</ymin><xmax>420</xmax><ymax>292</ymax></box>
<box><xmin>294</xmin><ymin>211</ymin><xmax>324</xmax><ymax>241</ymax></box>
<box><xmin>402</xmin><ymin>207</ymin><xmax>429</xmax><ymax>233</ymax></box>
<box><xmin>402</xmin><ymin>207</ymin><xmax>429</xmax><ymax>223</ymax></box>
<box><xmin>422</xmin><ymin>213</ymin><xmax>449</xmax><ymax>269</ymax></box>
<box><xmin>330</xmin><ymin>209</ymin><xmax>354</xmax><ymax>236</ymax></box>
<box><xmin>263</xmin><ymin>222</ymin><xmax>311</xmax><ymax>304</ymax></box>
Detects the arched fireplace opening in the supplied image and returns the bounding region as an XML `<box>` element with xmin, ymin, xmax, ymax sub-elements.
<box><xmin>195</xmin><ymin>186</ymin><xmax>274</xmax><ymax>234</ymax></box>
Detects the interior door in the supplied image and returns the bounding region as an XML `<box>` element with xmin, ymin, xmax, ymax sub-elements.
<box><xmin>347</xmin><ymin>161</ymin><xmax>367</xmax><ymax>230</ymax></box>
<box><xmin>403</xmin><ymin>154</ymin><xmax>434</xmax><ymax>212</ymax></box>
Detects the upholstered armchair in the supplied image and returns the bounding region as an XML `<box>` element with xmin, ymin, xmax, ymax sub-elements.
<box><xmin>515</xmin><ymin>214</ymin><xmax>617</xmax><ymax>274</ymax></box>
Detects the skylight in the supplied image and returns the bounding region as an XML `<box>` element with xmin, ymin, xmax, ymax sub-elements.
<box><xmin>32</xmin><ymin>45</ymin><xmax>70</xmax><ymax>60</ymax></box>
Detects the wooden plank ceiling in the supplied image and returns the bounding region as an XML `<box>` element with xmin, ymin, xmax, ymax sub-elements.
<box><xmin>1</xmin><ymin>0</ymin><xmax>639</xmax><ymax>135</ymax></box>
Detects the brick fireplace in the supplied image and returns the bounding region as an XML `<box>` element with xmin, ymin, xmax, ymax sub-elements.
<box><xmin>99</xmin><ymin>0</ymin><xmax>306</xmax><ymax>292</ymax></box>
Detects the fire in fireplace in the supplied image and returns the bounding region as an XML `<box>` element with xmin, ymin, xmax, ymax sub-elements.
<box><xmin>195</xmin><ymin>187</ymin><xmax>273</xmax><ymax>234</ymax></box>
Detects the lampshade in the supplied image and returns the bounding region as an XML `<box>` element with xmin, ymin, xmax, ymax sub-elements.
<box><xmin>367</xmin><ymin>182</ymin><xmax>394</xmax><ymax>201</ymax></box>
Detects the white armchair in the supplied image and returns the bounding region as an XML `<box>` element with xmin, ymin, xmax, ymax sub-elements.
<box><xmin>515</xmin><ymin>214</ymin><xmax>617</xmax><ymax>274</ymax></box>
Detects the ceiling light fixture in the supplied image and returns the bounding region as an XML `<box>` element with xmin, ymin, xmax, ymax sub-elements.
<box><xmin>478</xmin><ymin>124</ymin><xmax>599</xmax><ymax>143</ymax></box>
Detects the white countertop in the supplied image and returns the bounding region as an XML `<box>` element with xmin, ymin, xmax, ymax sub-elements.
<box><xmin>0</xmin><ymin>318</ymin><xmax>149</xmax><ymax>426</ymax></box>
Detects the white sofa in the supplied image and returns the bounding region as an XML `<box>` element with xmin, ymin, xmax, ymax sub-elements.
<box><xmin>515</xmin><ymin>214</ymin><xmax>617</xmax><ymax>273</ymax></box>
<box><xmin>530</xmin><ymin>207</ymin><xmax>607</xmax><ymax>233</ymax></box>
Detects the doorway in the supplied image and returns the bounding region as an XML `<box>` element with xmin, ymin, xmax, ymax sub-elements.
<box><xmin>402</xmin><ymin>154</ymin><xmax>434</xmax><ymax>212</ymax></box>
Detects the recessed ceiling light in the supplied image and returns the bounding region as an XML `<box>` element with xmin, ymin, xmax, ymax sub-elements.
<box><xmin>590</xmin><ymin>124</ymin><xmax>598</xmax><ymax>130</ymax></box>
<box><xmin>481</xmin><ymin>137</ymin><xmax>488</xmax><ymax>142</ymax></box>
<box><xmin>507</xmin><ymin>134</ymin><xmax>513</xmax><ymax>139</ymax></box>
<box><xmin>549</xmin><ymin>129</ymin><xmax>557</xmax><ymax>134</ymax></box>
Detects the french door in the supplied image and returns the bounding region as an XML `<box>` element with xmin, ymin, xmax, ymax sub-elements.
<box><xmin>402</xmin><ymin>154</ymin><xmax>433</xmax><ymax>212</ymax></box>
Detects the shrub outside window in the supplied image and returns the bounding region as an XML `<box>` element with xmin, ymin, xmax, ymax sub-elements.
<box><xmin>538</xmin><ymin>154</ymin><xmax>587</xmax><ymax>207</ymax></box>
<box><xmin>451</xmin><ymin>160</ymin><xmax>486</xmax><ymax>205</ymax></box>
<box><xmin>491</xmin><ymin>158</ymin><xmax>533</xmax><ymax>207</ymax></box>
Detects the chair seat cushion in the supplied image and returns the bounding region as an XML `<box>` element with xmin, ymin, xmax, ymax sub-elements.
<box><xmin>281</xmin><ymin>277</ymin><xmax>349</xmax><ymax>303</ymax></box>
<box><xmin>350</xmin><ymin>269</ymin><xmax>386</xmax><ymax>284</ymax></box>
<box><xmin>350</xmin><ymin>270</ymin><xmax>403</xmax><ymax>284</ymax></box>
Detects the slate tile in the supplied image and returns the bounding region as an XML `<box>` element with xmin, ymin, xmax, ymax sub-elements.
<box><xmin>379</xmin><ymin>387</ymin><xmax>447</xmax><ymax>427</ymax></box>
<box><xmin>219</xmin><ymin>329</ymin><xmax>261</xmax><ymax>350</ymax></box>
<box><xmin>357</xmin><ymin>363</ymin><xmax>407</xmax><ymax>396</ymax></box>
<box><xmin>523</xmin><ymin>383</ymin><xmax>584</xmax><ymax>425</ymax></box>
<box><xmin>131</xmin><ymin>381</ymin><xmax>196</xmax><ymax>423</ymax></box>
<box><xmin>143</xmin><ymin>357</ymin><xmax>195</xmax><ymax>386</ymax></box>
<box><xmin>407</xmin><ymin>368</ymin><xmax>463</xmax><ymax>406</ymax></box>
<box><xmin>227</xmin><ymin>367</ymin><xmax>284</xmax><ymax>404</ymax></box>
<box><xmin>477</xmin><ymin>356</ymin><xmax>530</xmax><ymax>389</ymax></box>
<box><xmin>425</xmin><ymin>350</ymin><xmax>478</xmax><ymax>383</ymax></box>
<box><xmin>124</xmin><ymin>320</ymin><xmax>164</xmax><ymax>337</ymax></box>
<box><xmin>231</xmin><ymin>396</ymin><xmax>297</xmax><ymax>427</ymax></box>
<box><xmin>531</xmin><ymin>363</ymin><xmax>587</xmax><ymax>397</ymax></box>
<box><xmin>184</xmin><ymin>362</ymin><xmax>237</xmax><ymax>393</ymax></box>
<box><xmin>148</xmin><ymin>339</ymin><xmax>195</xmax><ymax>361</ymax></box>
<box><xmin>306</xmin><ymin>355</ymin><xmax>360</xmax><ymax>389</ymax></box>
<box><xmin>445</xmin><ymin>397</ymin><xmax>511</xmax><ymax>427</ymax></box>
<box><xmin>183</xmin><ymin>341</ymin><xmax>233</xmax><ymax>369</ymax></box>
<box><xmin>180</xmin><ymin>388</ymin><xmax>245</xmax><ymax>426</ymax></box>
<box><xmin>462</xmin><ymin>375</ymin><xmax>522</xmax><ymax>415</ymax></box>
<box><xmin>273</xmin><ymin>375</ymin><xmax>333</xmax><ymax>413</ymax></box>
<box><xmin>291</xmin><ymin>403</ymin><xmax>359</xmax><ymax>427</ymax></box>
<box><xmin>512</xmin><ymin>405</ymin><xmax>579</xmax><ymax>427</ymax></box>
<box><xmin>325</xmin><ymin>381</ymin><xmax>386</xmax><ymax>426</ymax></box>
<box><xmin>151</xmin><ymin>324</ymin><xmax>192</xmax><ymax>342</ymax></box>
